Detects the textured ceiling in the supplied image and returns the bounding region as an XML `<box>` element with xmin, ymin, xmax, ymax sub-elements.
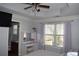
<box><xmin>0</xmin><ymin>3</ymin><xmax>79</xmax><ymax>19</ymax></box>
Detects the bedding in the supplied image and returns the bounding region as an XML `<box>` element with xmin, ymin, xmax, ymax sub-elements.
<box><xmin>25</xmin><ymin>50</ymin><xmax>64</xmax><ymax>56</ymax></box>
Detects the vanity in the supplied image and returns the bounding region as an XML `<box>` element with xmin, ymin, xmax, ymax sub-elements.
<box><xmin>21</xmin><ymin>31</ymin><xmax>37</xmax><ymax>55</ymax></box>
<box><xmin>22</xmin><ymin>40</ymin><xmax>35</xmax><ymax>55</ymax></box>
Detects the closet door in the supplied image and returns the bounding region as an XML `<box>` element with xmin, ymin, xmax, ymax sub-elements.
<box><xmin>0</xmin><ymin>27</ymin><xmax>9</xmax><ymax>56</ymax></box>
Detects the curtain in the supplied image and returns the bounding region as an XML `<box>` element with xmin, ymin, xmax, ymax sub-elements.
<box><xmin>64</xmin><ymin>21</ymin><xmax>72</xmax><ymax>53</ymax></box>
<box><xmin>36</xmin><ymin>23</ymin><xmax>44</xmax><ymax>49</ymax></box>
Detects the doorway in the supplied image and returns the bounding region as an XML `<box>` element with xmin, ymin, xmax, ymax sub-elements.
<box><xmin>8</xmin><ymin>21</ymin><xmax>19</xmax><ymax>56</ymax></box>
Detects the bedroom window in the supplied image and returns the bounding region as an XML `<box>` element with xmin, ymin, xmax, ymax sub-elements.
<box><xmin>44</xmin><ymin>24</ymin><xmax>55</xmax><ymax>45</ymax></box>
<box><xmin>44</xmin><ymin>23</ymin><xmax>64</xmax><ymax>47</ymax></box>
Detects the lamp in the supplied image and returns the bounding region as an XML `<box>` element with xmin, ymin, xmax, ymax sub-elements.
<box><xmin>23</xmin><ymin>32</ymin><xmax>27</xmax><ymax>41</ymax></box>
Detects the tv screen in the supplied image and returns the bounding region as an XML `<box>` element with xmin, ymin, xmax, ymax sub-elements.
<box><xmin>0</xmin><ymin>11</ymin><xmax>12</xmax><ymax>27</ymax></box>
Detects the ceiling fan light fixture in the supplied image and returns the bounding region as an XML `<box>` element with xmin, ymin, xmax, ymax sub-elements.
<box><xmin>32</xmin><ymin>6</ymin><xmax>36</xmax><ymax>12</ymax></box>
<box><xmin>37</xmin><ymin>9</ymin><xmax>40</xmax><ymax>12</ymax></box>
<box><xmin>24</xmin><ymin>3</ymin><xmax>50</xmax><ymax>12</ymax></box>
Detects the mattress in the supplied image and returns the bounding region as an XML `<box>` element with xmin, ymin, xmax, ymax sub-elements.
<box><xmin>25</xmin><ymin>50</ymin><xmax>64</xmax><ymax>56</ymax></box>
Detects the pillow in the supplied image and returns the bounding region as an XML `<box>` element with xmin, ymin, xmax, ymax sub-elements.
<box><xmin>67</xmin><ymin>52</ymin><xmax>78</xmax><ymax>56</ymax></box>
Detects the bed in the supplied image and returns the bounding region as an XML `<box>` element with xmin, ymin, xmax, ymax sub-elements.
<box><xmin>25</xmin><ymin>50</ymin><xmax>64</xmax><ymax>56</ymax></box>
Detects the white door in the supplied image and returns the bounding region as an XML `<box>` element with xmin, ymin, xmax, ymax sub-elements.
<box><xmin>0</xmin><ymin>27</ymin><xmax>9</xmax><ymax>56</ymax></box>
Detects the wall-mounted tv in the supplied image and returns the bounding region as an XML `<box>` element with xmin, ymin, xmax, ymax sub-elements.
<box><xmin>0</xmin><ymin>11</ymin><xmax>12</xmax><ymax>27</ymax></box>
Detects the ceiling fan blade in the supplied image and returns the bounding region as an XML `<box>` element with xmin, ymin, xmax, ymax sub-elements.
<box><xmin>24</xmin><ymin>6</ymin><xmax>32</xmax><ymax>10</ymax></box>
<box><xmin>25</xmin><ymin>3</ymin><xmax>40</xmax><ymax>6</ymax></box>
<box><xmin>24</xmin><ymin>3</ymin><xmax>33</xmax><ymax>5</ymax></box>
<box><xmin>38</xmin><ymin>5</ymin><xmax>50</xmax><ymax>9</ymax></box>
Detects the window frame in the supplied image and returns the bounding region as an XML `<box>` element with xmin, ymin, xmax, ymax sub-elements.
<box><xmin>44</xmin><ymin>23</ymin><xmax>64</xmax><ymax>47</ymax></box>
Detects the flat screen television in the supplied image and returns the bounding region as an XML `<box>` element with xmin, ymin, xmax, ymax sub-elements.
<box><xmin>0</xmin><ymin>11</ymin><xmax>12</xmax><ymax>27</ymax></box>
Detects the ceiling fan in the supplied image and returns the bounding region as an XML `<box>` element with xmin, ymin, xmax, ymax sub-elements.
<box><xmin>23</xmin><ymin>3</ymin><xmax>50</xmax><ymax>12</ymax></box>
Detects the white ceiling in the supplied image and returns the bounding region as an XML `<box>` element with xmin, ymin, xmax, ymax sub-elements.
<box><xmin>0</xmin><ymin>3</ymin><xmax>79</xmax><ymax>19</ymax></box>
